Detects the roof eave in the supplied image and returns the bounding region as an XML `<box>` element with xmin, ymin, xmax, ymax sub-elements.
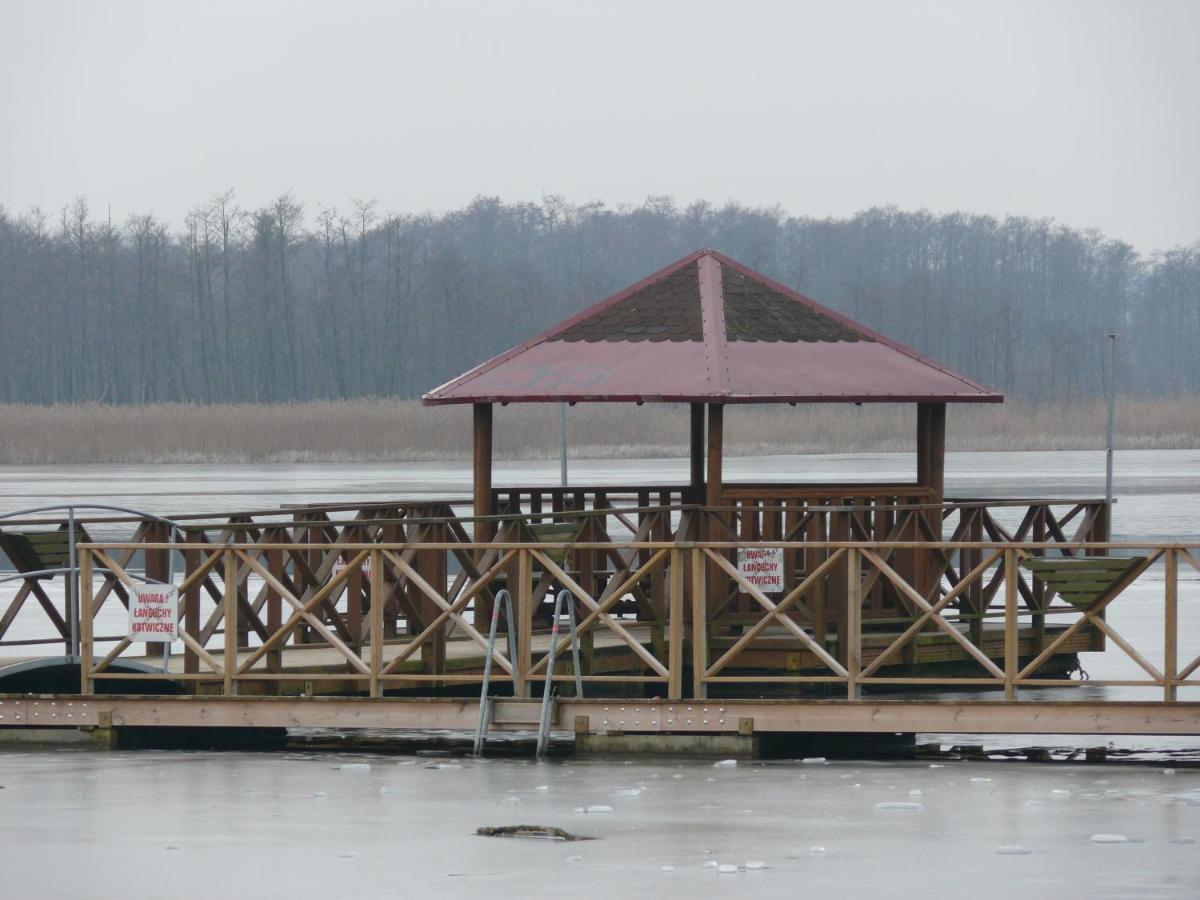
<box><xmin>422</xmin><ymin>391</ymin><xmax>1004</xmax><ymax>405</ymax></box>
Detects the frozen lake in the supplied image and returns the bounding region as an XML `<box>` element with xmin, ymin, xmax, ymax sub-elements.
<box><xmin>2</xmin><ymin>749</ymin><xmax>1198</xmax><ymax>899</ymax></box>
<box><xmin>1</xmin><ymin>451</ymin><xmax>1199</xmax><ymax>897</ymax></box>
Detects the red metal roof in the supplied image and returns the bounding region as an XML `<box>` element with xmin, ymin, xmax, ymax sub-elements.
<box><xmin>423</xmin><ymin>249</ymin><xmax>1003</xmax><ymax>405</ymax></box>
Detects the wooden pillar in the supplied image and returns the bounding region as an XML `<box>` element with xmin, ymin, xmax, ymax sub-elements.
<box><xmin>183</xmin><ymin>548</ymin><xmax>200</xmax><ymax>675</ymax></box>
<box><xmin>706</xmin><ymin>403</ymin><xmax>725</xmax><ymax>637</ymax></box>
<box><xmin>706</xmin><ymin>403</ymin><xmax>723</xmax><ymax>507</ymax></box>
<box><xmin>418</xmin><ymin>523</ymin><xmax>447</xmax><ymax>677</ymax></box>
<box><xmin>266</xmin><ymin>542</ymin><xmax>283</xmax><ymax>675</ymax></box>
<box><xmin>916</xmin><ymin>402</ymin><xmax>946</xmax><ymax>602</ymax></box>
<box><xmin>473</xmin><ymin>403</ymin><xmax>494</xmax><ymax>629</ymax></box>
<box><xmin>473</xmin><ymin>403</ymin><xmax>494</xmax><ymax>541</ymax></box>
<box><xmin>916</xmin><ymin>402</ymin><xmax>946</xmax><ymax>504</ymax></box>
<box><xmin>689</xmin><ymin>402</ymin><xmax>705</xmax><ymax>501</ymax></box>
<box><xmin>144</xmin><ymin>521</ymin><xmax>169</xmax><ymax>659</ymax></box>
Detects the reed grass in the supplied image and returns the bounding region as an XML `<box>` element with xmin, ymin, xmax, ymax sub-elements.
<box><xmin>0</xmin><ymin>397</ymin><xmax>1194</xmax><ymax>464</ymax></box>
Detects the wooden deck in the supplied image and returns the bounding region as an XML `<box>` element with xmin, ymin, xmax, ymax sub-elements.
<box><xmin>0</xmin><ymin>620</ymin><xmax>1089</xmax><ymax>697</ymax></box>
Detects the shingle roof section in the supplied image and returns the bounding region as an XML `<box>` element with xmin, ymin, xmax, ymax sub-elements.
<box><xmin>722</xmin><ymin>266</ymin><xmax>869</xmax><ymax>343</ymax></box>
<box><xmin>552</xmin><ymin>262</ymin><xmax>703</xmax><ymax>342</ymax></box>
<box><xmin>422</xmin><ymin>248</ymin><xmax>1003</xmax><ymax>405</ymax></box>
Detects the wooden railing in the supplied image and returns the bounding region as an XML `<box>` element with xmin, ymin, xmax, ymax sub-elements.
<box><xmin>0</xmin><ymin>495</ymin><xmax>1112</xmax><ymax>661</ymax></box>
<box><xmin>72</xmin><ymin>538</ymin><xmax>1198</xmax><ymax>703</ymax></box>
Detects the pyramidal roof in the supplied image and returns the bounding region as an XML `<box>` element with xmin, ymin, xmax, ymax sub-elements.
<box><xmin>423</xmin><ymin>249</ymin><xmax>1001</xmax><ymax>405</ymax></box>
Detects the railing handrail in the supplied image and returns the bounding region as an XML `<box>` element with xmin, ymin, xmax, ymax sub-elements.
<box><xmin>73</xmin><ymin>539</ymin><xmax>1199</xmax><ymax>551</ymax></box>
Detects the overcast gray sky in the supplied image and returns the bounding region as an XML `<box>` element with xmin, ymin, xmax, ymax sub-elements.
<box><xmin>1</xmin><ymin>0</ymin><xmax>1197</xmax><ymax>251</ymax></box>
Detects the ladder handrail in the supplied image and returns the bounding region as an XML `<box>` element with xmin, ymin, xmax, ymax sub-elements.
<box><xmin>473</xmin><ymin>590</ymin><xmax>516</xmax><ymax>757</ymax></box>
<box><xmin>536</xmin><ymin>589</ymin><xmax>583</xmax><ymax>758</ymax></box>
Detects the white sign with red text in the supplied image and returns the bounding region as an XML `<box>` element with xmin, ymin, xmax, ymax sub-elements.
<box><xmin>332</xmin><ymin>556</ymin><xmax>372</xmax><ymax>580</ymax></box>
<box><xmin>737</xmin><ymin>547</ymin><xmax>784</xmax><ymax>593</ymax></box>
<box><xmin>128</xmin><ymin>584</ymin><xmax>179</xmax><ymax>641</ymax></box>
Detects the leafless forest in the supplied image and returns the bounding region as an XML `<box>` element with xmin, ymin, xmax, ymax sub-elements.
<box><xmin>0</xmin><ymin>398</ymin><xmax>1193</xmax><ymax>465</ymax></box>
<box><xmin>1</xmin><ymin>195</ymin><xmax>1197</xmax><ymax>408</ymax></box>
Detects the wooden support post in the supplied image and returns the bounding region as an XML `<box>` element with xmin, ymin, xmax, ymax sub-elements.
<box><xmin>79</xmin><ymin>549</ymin><xmax>92</xmax><ymax>695</ymax></box>
<box><xmin>691</xmin><ymin>548</ymin><xmax>707</xmax><ymax>699</ymax></box>
<box><xmin>808</xmin><ymin>507</ymin><xmax>828</xmax><ymax>651</ymax></box>
<box><xmin>705</xmin><ymin>403</ymin><xmax>727</xmax><ymax>630</ymax></box>
<box><xmin>144</xmin><ymin>521</ymin><xmax>169</xmax><ymax>660</ymax></box>
<box><xmin>1004</xmin><ymin>549</ymin><xmax>1018</xmax><ymax>700</ymax></box>
<box><xmin>223</xmin><ymin>549</ymin><xmax>237</xmax><ymax>696</ymax></box>
<box><xmin>706</xmin><ymin>403</ymin><xmax>723</xmax><ymax>507</ymax></box>
<box><xmin>668</xmin><ymin>548</ymin><xmax>684</xmax><ymax>700</ymax></box>
<box><xmin>517</xmin><ymin>548</ymin><xmax>532</xmax><ymax>698</ymax></box>
<box><xmin>916</xmin><ymin>402</ymin><xmax>946</xmax><ymax>605</ymax></box>
<box><xmin>1165</xmin><ymin>548</ymin><xmax>1177</xmax><ymax>702</ymax></box>
<box><xmin>266</xmin><ymin>544</ymin><xmax>283</xmax><ymax>676</ymax></box>
<box><xmin>347</xmin><ymin>534</ymin><xmax>364</xmax><ymax>655</ymax></box>
<box><xmin>1031</xmin><ymin>509</ymin><xmax>1046</xmax><ymax>651</ymax></box>
<box><xmin>473</xmin><ymin>402</ymin><xmax>494</xmax><ymax>538</ymax></box>
<box><xmin>183</xmin><ymin>547</ymin><xmax>200</xmax><ymax>675</ymax></box>
<box><xmin>370</xmin><ymin>550</ymin><xmax>383</xmax><ymax>699</ymax></box>
<box><xmin>473</xmin><ymin>402</ymin><xmax>494</xmax><ymax>628</ymax></box>
<box><xmin>846</xmin><ymin>547</ymin><xmax>861</xmax><ymax>699</ymax></box>
<box><xmin>381</xmin><ymin>522</ymin><xmax>400</xmax><ymax>638</ymax></box>
<box><xmin>690</xmin><ymin>402</ymin><xmax>705</xmax><ymax>501</ymax></box>
<box><xmin>418</xmin><ymin>527</ymin><xmax>447</xmax><ymax>678</ymax></box>
<box><xmin>916</xmin><ymin>402</ymin><xmax>946</xmax><ymax>501</ymax></box>
<box><xmin>830</xmin><ymin>508</ymin><xmax>850</xmax><ymax>664</ymax></box>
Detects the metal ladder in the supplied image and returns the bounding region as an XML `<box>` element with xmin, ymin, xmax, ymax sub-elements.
<box><xmin>473</xmin><ymin>589</ymin><xmax>517</xmax><ymax>756</ymax></box>
<box><xmin>535</xmin><ymin>590</ymin><xmax>584</xmax><ymax>758</ymax></box>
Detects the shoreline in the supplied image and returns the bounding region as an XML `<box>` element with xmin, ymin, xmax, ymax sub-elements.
<box><xmin>0</xmin><ymin>397</ymin><xmax>1195</xmax><ymax>465</ymax></box>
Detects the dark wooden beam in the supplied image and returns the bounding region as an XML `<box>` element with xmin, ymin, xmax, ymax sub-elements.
<box><xmin>472</xmin><ymin>403</ymin><xmax>494</xmax><ymax>543</ymax></box>
<box><xmin>917</xmin><ymin>403</ymin><xmax>946</xmax><ymax>501</ymax></box>
<box><xmin>706</xmin><ymin>403</ymin><xmax>723</xmax><ymax>507</ymax></box>
<box><xmin>916</xmin><ymin>402</ymin><xmax>946</xmax><ymax>596</ymax></box>
<box><xmin>690</xmin><ymin>402</ymin><xmax>705</xmax><ymax>496</ymax></box>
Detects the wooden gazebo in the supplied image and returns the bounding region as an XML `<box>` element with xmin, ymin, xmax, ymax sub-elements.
<box><xmin>424</xmin><ymin>247</ymin><xmax>1001</xmax><ymax>530</ymax></box>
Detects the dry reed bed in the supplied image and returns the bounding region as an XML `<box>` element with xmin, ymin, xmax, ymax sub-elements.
<box><xmin>0</xmin><ymin>398</ymin><xmax>1194</xmax><ymax>465</ymax></box>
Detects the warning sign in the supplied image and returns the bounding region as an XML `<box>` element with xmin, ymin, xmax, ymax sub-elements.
<box><xmin>128</xmin><ymin>584</ymin><xmax>178</xmax><ymax>641</ymax></box>
<box><xmin>737</xmin><ymin>548</ymin><xmax>784</xmax><ymax>593</ymax></box>
<box><xmin>332</xmin><ymin>556</ymin><xmax>372</xmax><ymax>579</ymax></box>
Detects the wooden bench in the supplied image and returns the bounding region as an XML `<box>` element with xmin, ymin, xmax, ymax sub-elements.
<box><xmin>0</xmin><ymin>530</ymin><xmax>73</xmax><ymax>578</ymax></box>
<box><xmin>1021</xmin><ymin>556</ymin><xmax>1148</xmax><ymax>609</ymax></box>
<box><xmin>528</xmin><ymin>521</ymin><xmax>582</xmax><ymax>569</ymax></box>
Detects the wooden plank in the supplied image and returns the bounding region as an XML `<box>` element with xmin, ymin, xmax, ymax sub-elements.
<box><xmin>846</xmin><ymin>547</ymin><xmax>861</xmax><ymax>699</ymax></box>
<box><xmin>690</xmin><ymin>402</ymin><xmax>705</xmax><ymax>496</ymax></box>
<box><xmin>691</xmin><ymin>548</ymin><xmax>707</xmax><ymax>699</ymax></box>
<box><xmin>370</xmin><ymin>550</ymin><xmax>383</xmax><ymax>698</ymax></box>
<box><xmin>668</xmin><ymin>548</ymin><xmax>683</xmax><ymax>700</ymax></box>
<box><xmin>14</xmin><ymin>696</ymin><xmax>1200</xmax><ymax>737</ymax></box>
<box><xmin>224</xmin><ymin>550</ymin><xmax>236</xmax><ymax>695</ymax></box>
<box><xmin>1004</xmin><ymin>549</ymin><xmax>1018</xmax><ymax>700</ymax></box>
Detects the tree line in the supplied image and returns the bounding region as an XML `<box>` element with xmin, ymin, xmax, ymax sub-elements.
<box><xmin>0</xmin><ymin>193</ymin><xmax>1195</xmax><ymax>405</ymax></box>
